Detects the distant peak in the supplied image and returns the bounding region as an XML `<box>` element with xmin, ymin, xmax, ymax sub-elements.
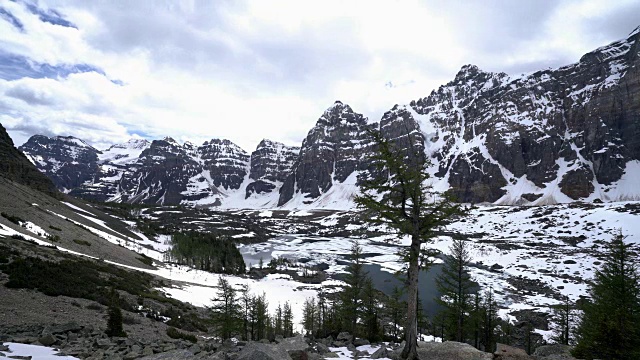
<box><xmin>455</xmin><ymin>64</ymin><xmax>484</xmax><ymax>79</ymax></box>
<box><xmin>630</xmin><ymin>25</ymin><xmax>640</xmax><ymax>37</ymax></box>
<box><xmin>162</xmin><ymin>136</ymin><xmax>178</xmax><ymax>145</ymax></box>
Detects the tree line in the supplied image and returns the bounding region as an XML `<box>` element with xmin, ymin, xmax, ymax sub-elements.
<box><xmin>163</xmin><ymin>231</ymin><xmax>245</xmax><ymax>275</ymax></box>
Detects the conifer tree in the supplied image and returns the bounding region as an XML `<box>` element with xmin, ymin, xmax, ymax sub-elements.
<box><xmin>302</xmin><ymin>297</ymin><xmax>318</xmax><ymax>337</ymax></box>
<box><xmin>355</xmin><ymin>129</ymin><xmax>462</xmax><ymax>359</ymax></box>
<box><xmin>340</xmin><ymin>240</ymin><xmax>367</xmax><ymax>336</ymax></box>
<box><xmin>283</xmin><ymin>301</ymin><xmax>294</xmax><ymax>337</ymax></box>
<box><xmin>573</xmin><ymin>235</ymin><xmax>640</xmax><ymax>360</ymax></box>
<box><xmin>239</xmin><ymin>284</ymin><xmax>252</xmax><ymax>340</ymax></box>
<box><xmin>386</xmin><ymin>286</ymin><xmax>406</xmax><ymax>342</ymax></box>
<box><xmin>275</xmin><ymin>303</ymin><xmax>283</xmax><ymax>337</ymax></box>
<box><xmin>105</xmin><ymin>288</ymin><xmax>126</xmax><ymax>337</ymax></box>
<box><xmin>551</xmin><ymin>295</ymin><xmax>574</xmax><ymax>345</ymax></box>
<box><xmin>435</xmin><ymin>238</ymin><xmax>474</xmax><ymax>342</ymax></box>
<box><xmin>362</xmin><ymin>277</ymin><xmax>381</xmax><ymax>341</ymax></box>
<box><xmin>210</xmin><ymin>276</ymin><xmax>241</xmax><ymax>340</ymax></box>
<box><xmin>251</xmin><ymin>292</ymin><xmax>270</xmax><ymax>340</ymax></box>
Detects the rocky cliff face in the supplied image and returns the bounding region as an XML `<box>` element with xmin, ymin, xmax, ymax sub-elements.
<box><xmin>246</xmin><ymin>140</ymin><xmax>299</xmax><ymax>198</ymax></box>
<box><xmin>277</xmin><ymin>101</ymin><xmax>374</xmax><ymax>206</ymax></box>
<box><xmin>404</xmin><ymin>26</ymin><xmax>640</xmax><ymax>204</ymax></box>
<box><xmin>16</xmin><ymin>26</ymin><xmax>640</xmax><ymax>207</ymax></box>
<box><xmin>19</xmin><ymin>135</ymin><xmax>100</xmax><ymax>193</ymax></box>
<box><xmin>0</xmin><ymin>123</ymin><xmax>60</xmax><ymax>198</ymax></box>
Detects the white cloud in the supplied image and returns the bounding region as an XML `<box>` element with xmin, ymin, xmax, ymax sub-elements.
<box><xmin>0</xmin><ymin>0</ymin><xmax>638</xmax><ymax>152</ymax></box>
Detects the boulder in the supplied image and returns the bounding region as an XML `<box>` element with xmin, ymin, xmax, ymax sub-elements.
<box><xmin>532</xmin><ymin>344</ymin><xmax>576</xmax><ymax>359</ymax></box>
<box><xmin>336</xmin><ymin>332</ymin><xmax>353</xmax><ymax>343</ymax></box>
<box><xmin>315</xmin><ymin>343</ymin><xmax>330</xmax><ymax>354</ymax></box>
<box><xmin>237</xmin><ymin>342</ymin><xmax>292</xmax><ymax>360</ymax></box>
<box><xmin>138</xmin><ymin>349</ymin><xmax>195</xmax><ymax>359</ymax></box>
<box><xmin>391</xmin><ymin>341</ymin><xmax>493</xmax><ymax>360</ymax></box>
<box><xmin>370</xmin><ymin>345</ymin><xmax>390</xmax><ymax>359</ymax></box>
<box><xmin>38</xmin><ymin>333</ymin><xmax>57</xmax><ymax>347</ymax></box>
<box><xmin>276</xmin><ymin>335</ymin><xmax>309</xmax><ymax>352</ymax></box>
<box><xmin>495</xmin><ymin>343</ymin><xmax>534</xmax><ymax>360</ymax></box>
<box><xmin>288</xmin><ymin>349</ymin><xmax>309</xmax><ymax>360</ymax></box>
<box><xmin>353</xmin><ymin>338</ymin><xmax>370</xmax><ymax>347</ymax></box>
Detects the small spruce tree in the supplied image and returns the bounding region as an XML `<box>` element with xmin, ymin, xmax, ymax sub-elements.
<box><xmin>105</xmin><ymin>288</ymin><xmax>126</xmax><ymax>337</ymax></box>
<box><xmin>573</xmin><ymin>234</ymin><xmax>640</xmax><ymax>360</ymax></box>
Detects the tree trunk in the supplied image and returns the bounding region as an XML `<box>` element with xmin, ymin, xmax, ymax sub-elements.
<box><xmin>401</xmin><ymin>236</ymin><xmax>420</xmax><ymax>360</ymax></box>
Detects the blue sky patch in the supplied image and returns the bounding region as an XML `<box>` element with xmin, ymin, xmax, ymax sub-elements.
<box><xmin>0</xmin><ymin>6</ymin><xmax>24</xmax><ymax>31</ymax></box>
<box><xmin>23</xmin><ymin>1</ymin><xmax>77</xmax><ymax>29</ymax></box>
<box><xmin>0</xmin><ymin>51</ymin><xmax>106</xmax><ymax>80</ymax></box>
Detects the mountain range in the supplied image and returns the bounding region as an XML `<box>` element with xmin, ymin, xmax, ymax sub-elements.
<box><xmin>16</xmin><ymin>26</ymin><xmax>640</xmax><ymax>209</ymax></box>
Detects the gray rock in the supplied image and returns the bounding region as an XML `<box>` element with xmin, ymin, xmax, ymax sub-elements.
<box><xmin>391</xmin><ymin>341</ymin><xmax>493</xmax><ymax>360</ymax></box>
<box><xmin>138</xmin><ymin>349</ymin><xmax>194</xmax><ymax>360</ymax></box>
<box><xmin>370</xmin><ymin>345</ymin><xmax>390</xmax><ymax>359</ymax></box>
<box><xmin>315</xmin><ymin>343</ymin><xmax>329</xmax><ymax>354</ymax></box>
<box><xmin>38</xmin><ymin>333</ymin><xmax>56</xmax><ymax>347</ymax></box>
<box><xmin>495</xmin><ymin>343</ymin><xmax>534</xmax><ymax>360</ymax></box>
<box><xmin>288</xmin><ymin>349</ymin><xmax>309</xmax><ymax>360</ymax></box>
<box><xmin>237</xmin><ymin>342</ymin><xmax>292</xmax><ymax>360</ymax></box>
<box><xmin>323</xmin><ymin>352</ymin><xmax>340</xmax><ymax>358</ymax></box>
<box><xmin>188</xmin><ymin>344</ymin><xmax>201</xmax><ymax>355</ymax></box>
<box><xmin>336</xmin><ymin>332</ymin><xmax>353</xmax><ymax>343</ymax></box>
<box><xmin>353</xmin><ymin>338</ymin><xmax>370</xmax><ymax>347</ymax></box>
<box><xmin>276</xmin><ymin>336</ymin><xmax>309</xmax><ymax>352</ymax></box>
<box><xmin>532</xmin><ymin>344</ymin><xmax>576</xmax><ymax>359</ymax></box>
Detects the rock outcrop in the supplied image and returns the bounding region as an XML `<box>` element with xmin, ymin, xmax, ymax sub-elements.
<box><xmin>19</xmin><ymin>135</ymin><xmax>99</xmax><ymax>193</ymax></box>
<box><xmin>0</xmin><ymin>124</ymin><xmax>60</xmax><ymax>198</ymax></box>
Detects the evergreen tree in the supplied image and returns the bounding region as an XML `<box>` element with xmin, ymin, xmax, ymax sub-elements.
<box><xmin>105</xmin><ymin>288</ymin><xmax>126</xmax><ymax>337</ymax></box>
<box><xmin>283</xmin><ymin>301</ymin><xmax>294</xmax><ymax>337</ymax></box>
<box><xmin>435</xmin><ymin>238</ymin><xmax>474</xmax><ymax>342</ymax></box>
<box><xmin>275</xmin><ymin>303</ymin><xmax>283</xmax><ymax>337</ymax></box>
<box><xmin>302</xmin><ymin>297</ymin><xmax>318</xmax><ymax>337</ymax></box>
<box><xmin>355</xmin><ymin>129</ymin><xmax>463</xmax><ymax>359</ymax></box>
<box><xmin>239</xmin><ymin>284</ymin><xmax>252</xmax><ymax>340</ymax></box>
<box><xmin>480</xmin><ymin>289</ymin><xmax>498</xmax><ymax>352</ymax></box>
<box><xmin>386</xmin><ymin>286</ymin><xmax>406</xmax><ymax>342</ymax></box>
<box><xmin>210</xmin><ymin>276</ymin><xmax>241</xmax><ymax>340</ymax></box>
<box><xmin>573</xmin><ymin>235</ymin><xmax>640</xmax><ymax>360</ymax></box>
<box><xmin>551</xmin><ymin>295</ymin><xmax>574</xmax><ymax>345</ymax></box>
<box><xmin>340</xmin><ymin>240</ymin><xmax>367</xmax><ymax>336</ymax></box>
<box><xmin>251</xmin><ymin>292</ymin><xmax>270</xmax><ymax>340</ymax></box>
<box><xmin>362</xmin><ymin>277</ymin><xmax>381</xmax><ymax>341</ymax></box>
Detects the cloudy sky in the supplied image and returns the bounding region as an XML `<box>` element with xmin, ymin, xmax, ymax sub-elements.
<box><xmin>1</xmin><ymin>0</ymin><xmax>639</xmax><ymax>151</ymax></box>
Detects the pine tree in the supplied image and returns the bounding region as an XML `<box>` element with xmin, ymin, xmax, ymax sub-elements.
<box><xmin>355</xmin><ymin>129</ymin><xmax>463</xmax><ymax>359</ymax></box>
<box><xmin>480</xmin><ymin>289</ymin><xmax>498</xmax><ymax>352</ymax></box>
<box><xmin>573</xmin><ymin>235</ymin><xmax>640</xmax><ymax>360</ymax></box>
<box><xmin>105</xmin><ymin>288</ymin><xmax>126</xmax><ymax>337</ymax></box>
<box><xmin>239</xmin><ymin>284</ymin><xmax>252</xmax><ymax>340</ymax></box>
<box><xmin>283</xmin><ymin>301</ymin><xmax>294</xmax><ymax>337</ymax></box>
<box><xmin>340</xmin><ymin>240</ymin><xmax>367</xmax><ymax>336</ymax></box>
<box><xmin>302</xmin><ymin>297</ymin><xmax>318</xmax><ymax>337</ymax></box>
<box><xmin>435</xmin><ymin>238</ymin><xmax>474</xmax><ymax>342</ymax></box>
<box><xmin>275</xmin><ymin>303</ymin><xmax>284</xmax><ymax>337</ymax></box>
<box><xmin>251</xmin><ymin>292</ymin><xmax>270</xmax><ymax>340</ymax></box>
<box><xmin>362</xmin><ymin>277</ymin><xmax>381</xmax><ymax>342</ymax></box>
<box><xmin>210</xmin><ymin>276</ymin><xmax>241</xmax><ymax>340</ymax></box>
<box><xmin>551</xmin><ymin>295</ymin><xmax>574</xmax><ymax>345</ymax></box>
<box><xmin>386</xmin><ymin>286</ymin><xmax>406</xmax><ymax>342</ymax></box>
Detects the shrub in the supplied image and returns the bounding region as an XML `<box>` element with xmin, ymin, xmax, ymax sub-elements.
<box><xmin>1</xmin><ymin>212</ymin><xmax>24</xmax><ymax>225</ymax></box>
<box><xmin>166</xmin><ymin>327</ymin><xmax>197</xmax><ymax>343</ymax></box>
<box><xmin>73</xmin><ymin>239</ymin><xmax>91</xmax><ymax>246</ymax></box>
<box><xmin>137</xmin><ymin>255</ymin><xmax>154</xmax><ymax>266</ymax></box>
<box><xmin>49</xmin><ymin>225</ymin><xmax>62</xmax><ymax>231</ymax></box>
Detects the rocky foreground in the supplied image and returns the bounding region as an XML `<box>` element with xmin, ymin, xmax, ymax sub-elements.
<box><xmin>1</xmin><ymin>324</ymin><xmax>578</xmax><ymax>360</ymax></box>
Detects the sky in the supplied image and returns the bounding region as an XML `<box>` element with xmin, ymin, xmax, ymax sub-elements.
<box><xmin>0</xmin><ymin>0</ymin><xmax>639</xmax><ymax>152</ymax></box>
